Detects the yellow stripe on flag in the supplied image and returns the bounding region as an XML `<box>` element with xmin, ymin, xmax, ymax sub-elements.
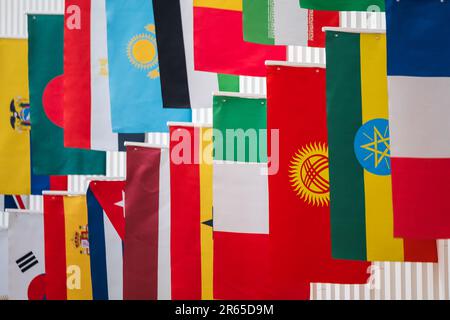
<box><xmin>200</xmin><ymin>127</ymin><xmax>214</xmax><ymax>300</ymax></box>
<box><xmin>64</xmin><ymin>196</ymin><xmax>93</xmax><ymax>300</ymax></box>
<box><xmin>360</xmin><ymin>33</ymin><xmax>404</xmax><ymax>262</ymax></box>
<box><xmin>0</xmin><ymin>39</ymin><xmax>31</xmax><ymax>194</ymax></box>
<box><xmin>194</xmin><ymin>0</ymin><xmax>242</xmax><ymax>11</ymax></box>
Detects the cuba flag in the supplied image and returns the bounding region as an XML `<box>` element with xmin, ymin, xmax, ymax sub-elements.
<box><xmin>87</xmin><ymin>179</ymin><xmax>125</xmax><ymax>300</ymax></box>
<box><xmin>106</xmin><ymin>0</ymin><xmax>191</xmax><ymax>133</ymax></box>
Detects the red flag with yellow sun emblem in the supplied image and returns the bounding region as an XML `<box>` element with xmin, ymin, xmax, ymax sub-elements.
<box><xmin>266</xmin><ymin>61</ymin><xmax>370</xmax><ymax>299</ymax></box>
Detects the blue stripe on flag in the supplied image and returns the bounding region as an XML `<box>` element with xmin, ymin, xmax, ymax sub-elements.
<box><xmin>30</xmin><ymin>140</ymin><xmax>50</xmax><ymax>195</ymax></box>
<box><xmin>387</xmin><ymin>0</ymin><xmax>450</xmax><ymax>76</ymax></box>
<box><xmin>106</xmin><ymin>0</ymin><xmax>191</xmax><ymax>133</ymax></box>
<box><xmin>87</xmin><ymin>188</ymin><xmax>109</xmax><ymax>300</ymax></box>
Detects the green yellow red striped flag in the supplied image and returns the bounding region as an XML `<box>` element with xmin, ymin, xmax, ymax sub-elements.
<box><xmin>325</xmin><ymin>28</ymin><xmax>437</xmax><ymax>263</ymax></box>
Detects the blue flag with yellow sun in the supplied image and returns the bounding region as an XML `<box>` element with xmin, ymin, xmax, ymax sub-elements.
<box><xmin>106</xmin><ymin>0</ymin><xmax>191</xmax><ymax>133</ymax></box>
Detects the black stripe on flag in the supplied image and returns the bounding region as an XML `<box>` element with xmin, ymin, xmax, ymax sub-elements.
<box><xmin>153</xmin><ymin>0</ymin><xmax>191</xmax><ymax>108</ymax></box>
<box><xmin>16</xmin><ymin>251</ymin><xmax>39</xmax><ymax>273</ymax></box>
<box><xmin>118</xmin><ymin>134</ymin><xmax>146</xmax><ymax>152</ymax></box>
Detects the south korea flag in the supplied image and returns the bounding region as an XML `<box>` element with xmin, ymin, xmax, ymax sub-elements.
<box><xmin>7</xmin><ymin>210</ymin><xmax>45</xmax><ymax>300</ymax></box>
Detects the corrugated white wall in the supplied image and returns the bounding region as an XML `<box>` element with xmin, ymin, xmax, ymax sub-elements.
<box><xmin>1</xmin><ymin>0</ymin><xmax>449</xmax><ymax>300</ymax></box>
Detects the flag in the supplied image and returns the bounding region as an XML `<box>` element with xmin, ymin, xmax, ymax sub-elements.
<box><xmin>87</xmin><ymin>179</ymin><xmax>125</xmax><ymax>300</ymax></box>
<box><xmin>124</xmin><ymin>144</ymin><xmax>171</xmax><ymax>300</ymax></box>
<box><xmin>64</xmin><ymin>0</ymin><xmax>145</xmax><ymax>151</ymax></box>
<box><xmin>169</xmin><ymin>123</ymin><xmax>213</xmax><ymax>300</ymax></box>
<box><xmin>213</xmin><ymin>92</ymin><xmax>267</xmax><ymax>163</ymax></box>
<box><xmin>28</xmin><ymin>15</ymin><xmax>106</xmax><ymax>176</ymax></box>
<box><xmin>387</xmin><ymin>0</ymin><xmax>450</xmax><ymax>239</ymax></box>
<box><xmin>1</xmin><ymin>195</ymin><xmax>28</xmax><ymax>211</ymax></box>
<box><xmin>7</xmin><ymin>210</ymin><xmax>45</xmax><ymax>300</ymax></box>
<box><xmin>325</xmin><ymin>29</ymin><xmax>438</xmax><ymax>262</ymax></box>
<box><xmin>218</xmin><ymin>74</ymin><xmax>240</xmax><ymax>93</ymax></box>
<box><xmin>212</xmin><ymin>93</ymin><xmax>290</xmax><ymax>300</ymax></box>
<box><xmin>243</xmin><ymin>0</ymin><xmax>339</xmax><ymax>47</ymax></box>
<box><xmin>153</xmin><ymin>0</ymin><xmax>190</xmax><ymax>108</ymax></box>
<box><xmin>105</xmin><ymin>0</ymin><xmax>191</xmax><ymax>133</ymax></box>
<box><xmin>43</xmin><ymin>192</ymin><xmax>93</xmax><ymax>300</ymax></box>
<box><xmin>194</xmin><ymin>1</ymin><xmax>287</xmax><ymax>76</ymax></box>
<box><xmin>300</xmin><ymin>0</ymin><xmax>385</xmax><ymax>11</ymax></box>
<box><xmin>0</xmin><ymin>217</ymin><xmax>8</xmax><ymax>300</ymax></box>
<box><xmin>266</xmin><ymin>62</ymin><xmax>371</xmax><ymax>298</ymax></box>
<box><xmin>180</xmin><ymin>0</ymin><xmax>218</xmax><ymax>109</ymax></box>
<box><xmin>0</xmin><ymin>38</ymin><xmax>55</xmax><ymax>195</ymax></box>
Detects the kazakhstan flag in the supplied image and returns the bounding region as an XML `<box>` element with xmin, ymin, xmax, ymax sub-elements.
<box><xmin>106</xmin><ymin>0</ymin><xmax>191</xmax><ymax>133</ymax></box>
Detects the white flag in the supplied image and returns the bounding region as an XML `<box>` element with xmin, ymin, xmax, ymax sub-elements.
<box><xmin>8</xmin><ymin>210</ymin><xmax>45</xmax><ymax>300</ymax></box>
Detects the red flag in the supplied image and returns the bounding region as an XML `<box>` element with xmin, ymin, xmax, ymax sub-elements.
<box><xmin>43</xmin><ymin>194</ymin><xmax>67</xmax><ymax>300</ymax></box>
<box><xmin>64</xmin><ymin>0</ymin><xmax>91</xmax><ymax>149</ymax></box>
<box><xmin>88</xmin><ymin>179</ymin><xmax>125</xmax><ymax>240</ymax></box>
<box><xmin>194</xmin><ymin>4</ymin><xmax>286</xmax><ymax>77</ymax></box>
<box><xmin>124</xmin><ymin>144</ymin><xmax>171</xmax><ymax>300</ymax></box>
<box><xmin>169</xmin><ymin>123</ymin><xmax>213</xmax><ymax>300</ymax></box>
<box><xmin>266</xmin><ymin>62</ymin><xmax>370</xmax><ymax>298</ymax></box>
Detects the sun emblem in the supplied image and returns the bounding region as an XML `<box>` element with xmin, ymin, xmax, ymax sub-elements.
<box><xmin>289</xmin><ymin>142</ymin><xmax>330</xmax><ymax>207</ymax></box>
<box><xmin>127</xmin><ymin>24</ymin><xmax>159</xmax><ymax>79</ymax></box>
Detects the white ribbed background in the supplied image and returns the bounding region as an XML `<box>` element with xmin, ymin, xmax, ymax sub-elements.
<box><xmin>1</xmin><ymin>0</ymin><xmax>449</xmax><ymax>300</ymax></box>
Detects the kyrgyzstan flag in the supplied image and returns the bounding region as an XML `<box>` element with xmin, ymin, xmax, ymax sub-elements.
<box><xmin>266</xmin><ymin>61</ymin><xmax>371</xmax><ymax>298</ymax></box>
<box><xmin>64</xmin><ymin>0</ymin><xmax>145</xmax><ymax>151</ymax></box>
<box><xmin>169</xmin><ymin>123</ymin><xmax>213</xmax><ymax>300</ymax></box>
<box><xmin>124</xmin><ymin>143</ymin><xmax>171</xmax><ymax>300</ymax></box>
<box><xmin>43</xmin><ymin>191</ymin><xmax>93</xmax><ymax>300</ymax></box>
<box><xmin>194</xmin><ymin>0</ymin><xmax>287</xmax><ymax>76</ymax></box>
<box><xmin>387</xmin><ymin>0</ymin><xmax>450</xmax><ymax>239</ymax></box>
<box><xmin>7</xmin><ymin>209</ymin><xmax>46</xmax><ymax>300</ymax></box>
<box><xmin>86</xmin><ymin>179</ymin><xmax>125</xmax><ymax>300</ymax></box>
<box><xmin>28</xmin><ymin>14</ymin><xmax>106</xmax><ymax>175</ymax></box>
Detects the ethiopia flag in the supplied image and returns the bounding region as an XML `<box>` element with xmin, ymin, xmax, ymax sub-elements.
<box><xmin>300</xmin><ymin>0</ymin><xmax>385</xmax><ymax>11</ymax></box>
<box><xmin>266</xmin><ymin>61</ymin><xmax>370</xmax><ymax>298</ymax></box>
<box><xmin>387</xmin><ymin>0</ymin><xmax>450</xmax><ymax>239</ymax></box>
<box><xmin>243</xmin><ymin>0</ymin><xmax>339</xmax><ymax>47</ymax></box>
<box><xmin>28</xmin><ymin>14</ymin><xmax>106</xmax><ymax>176</ymax></box>
<box><xmin>325</xmin><ymin>28</ymin><xmax>438</xmax><ymax>262</ymax></box>
<box><xmin>169</xmin><ymin>123</ymin><xmax>213</xmax><ymax>300</ymax></box>
<box><xmin>43</xmin><ymin>192</ymin><xmax>93</xmax><ymax>300</ymax></box>
<box><xmin>194</xmin><ymin>0</ymin><xmax>286</xmax><ymax>76</ymax></box>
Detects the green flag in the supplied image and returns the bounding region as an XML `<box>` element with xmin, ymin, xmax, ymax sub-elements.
<box><xmin>213</xmin><ymin>93</ymin><xmax>267</xmax><ymax>163</ymax></box>
<box><xmin>217</xmin><ymin>74</ymin><xmax>240</xmax><ymax>93</ymax></box>
<box><xmin>300</xmin><ymin>0</ymin><xmax>385</xmax><ymax>11</ymax></box>
<box><xmin>28</xmin><ymin>15</ymin><xmax>106</xmax><ymax>175</ymax></box>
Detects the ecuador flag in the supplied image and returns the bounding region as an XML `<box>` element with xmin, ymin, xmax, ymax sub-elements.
<box><xmin>0</xmin><ymin>38</ymin><xmax>56</xmax><ymax>195</ymax></box>
<box><xmin>325</xmin><ymin>28</ymin><xmax>437</xmax><ymax>262</ymax></box>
